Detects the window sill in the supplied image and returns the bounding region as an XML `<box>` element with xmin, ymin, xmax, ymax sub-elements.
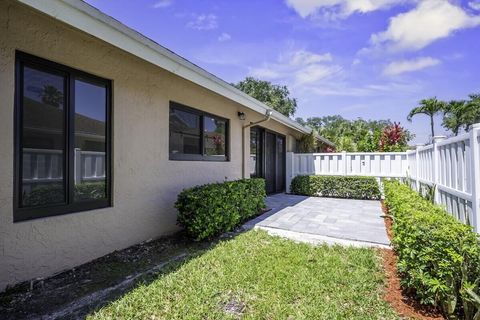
<box><xmin>13</xmin><ymin>199</ymin><xmax>111</xmax><ymax>222</ymax></box>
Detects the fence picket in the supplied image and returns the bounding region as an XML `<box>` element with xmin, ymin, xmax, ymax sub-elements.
<box><xmin>286</xmin><ymin>125</ymin><xmax>480</xmax><ymax>231</ymax></box>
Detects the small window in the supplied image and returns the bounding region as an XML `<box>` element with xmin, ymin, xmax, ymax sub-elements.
<box><xmin>14</xmin><ymin>52</ymin><xmax>112</xmax><ymax>221</ymax></box>
<box><xmin>169</xmin><ymin>102</ymin><xmax>228</xmax><ymax>161</ymax></box>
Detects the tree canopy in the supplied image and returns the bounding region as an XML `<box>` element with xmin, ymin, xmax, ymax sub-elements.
<box><xmin>233</xmin><ymin>77</ymin><xmax>297</xmax><ymax>117</ymax></box>
<box><xmin>296</xmin><ymin>115</ymin><xmax>413</xmax><ymax>152</ymax></box>
<box><xmin>407</xmin><ymin>97</ymin><xmax>445</xmax><ymax>139</ymax></box>
<box><xmin>441</xmin><ymin>94</ymin><xmax>480</xmax><ymax>135</ymax></box>
<box><xmin>407</xmin><ymin>93</ymin><xmax>480</xmax><ymax>138</ymax></box>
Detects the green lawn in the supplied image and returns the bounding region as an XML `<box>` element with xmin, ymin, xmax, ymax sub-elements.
<box><xmin>89</xmin><ymin>230</ymin><xmax>398</xmax><ymax>319</ymax></box>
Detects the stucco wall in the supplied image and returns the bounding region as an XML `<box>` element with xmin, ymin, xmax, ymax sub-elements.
<box><xmin>0</xmin><ymin>1</ymin><xmax>302</xmax><ymax>290</ymax></box>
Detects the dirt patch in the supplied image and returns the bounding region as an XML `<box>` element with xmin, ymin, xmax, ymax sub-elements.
<box><xmin>381</xmin><ymin>201</ymin><xmax>394</xmax><ymax>241</ymax></box>
<box><xmin>380</xmin><ymin>201</ymin><xmax>444</xmax><ymax>320</ymax></box>
<box><xmin>223</xmin><ymin>297</ymin><xmax>246</xmax><ymax>317</ymax></box>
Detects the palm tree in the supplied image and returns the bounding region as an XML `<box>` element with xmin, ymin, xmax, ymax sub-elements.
<box><xmin>442</xmin><ymin>100</ymin><xmax>466</xmax><ymax>136</ymax></box>
<box><xmin>407</xmin><ymin>97</ymin><xmax>445</xmax><ymax>139</ymax></box>
<box><xmin>40</xmin><ymin>85</ymin><xmax>63</xmax><ymax>108</ymax></box>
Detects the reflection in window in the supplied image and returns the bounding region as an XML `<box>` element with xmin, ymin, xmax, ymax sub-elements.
<box><xmin>74</xmin><ymin>79</ymin><xmax>107</xmax><ymax>202</ymax></box>
<box><xmin>16</xmin><ymin>53</ymin><xmax>111</xmax><ymax>221</ymax></box>
<box><xmin>204</xmin><ymin>116</ymin><xmax>226</xmax><ymax>156</ymax></box>
<box><xmin>169</xmin><ymin>108</ymin><xmax>201</xmax><ymax>155</ymax></box>
<box><xmin>21</xmin><ymin>66</ymin><xmax>66</xmax><ymax>207</ymax></box>
<box><xmin>250</xmin><ymin>130</ymin><xmax>258</xmax><ymax>176</ymax></box>
<box><xmin>169</xmin><ymin>103</ymin><xmax>229</xmax><ymax>161</ymax></box>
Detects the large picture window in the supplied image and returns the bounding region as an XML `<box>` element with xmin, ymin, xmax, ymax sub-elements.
<box><xmin>169</xmin><ymin>102</ymin><xmax>228</xmax><ymax>161</ymax></box>
<box><xmin>14</xmin><ymin>52</ymin><xmax>112</xmax><ymax>221</ymax></box>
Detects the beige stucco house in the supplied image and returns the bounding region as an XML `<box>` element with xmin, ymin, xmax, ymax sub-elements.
<box><xmin>0</xmin><ymin>0</ymin><xmax>332</xmax><ymax>291</ymax></box>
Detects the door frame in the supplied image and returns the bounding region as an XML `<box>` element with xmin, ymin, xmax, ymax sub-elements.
<box><xmin>250</xmin><ymin>126</ymin><xmax>286</xmax><ymax>194</ymax></box>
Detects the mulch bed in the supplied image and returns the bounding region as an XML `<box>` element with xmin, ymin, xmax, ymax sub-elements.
<box><xmin>380</xmin><ymin>201</ymin><xmax>444</xmax><ymax>320</ymax></box>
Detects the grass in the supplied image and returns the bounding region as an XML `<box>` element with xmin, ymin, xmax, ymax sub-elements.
<box><xmin>89</xmin><ymin>230</ymin><xmax>398</xmax><ymax>319</ymax></box>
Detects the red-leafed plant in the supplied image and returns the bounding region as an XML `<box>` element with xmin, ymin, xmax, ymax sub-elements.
<box><xmin>325</xmin><ymin>146</ymin><xmax>336</xmax><ymax>153</ymax></box>
<box><xmin>379</xmin><ymin>122</ymin><xmax>409</xmax><ymax>152</ymax></box>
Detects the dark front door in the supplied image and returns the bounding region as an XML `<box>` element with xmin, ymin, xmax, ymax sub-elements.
<box><xmin>275</xmin><ymin>136</ymin><xmax>285</xmax><ymax>192</ymax></box>
<box><xmin>265</xmin><ymin>132</ymin><xmax>276</xmax><ymax>194</ymax></box>
<box><xmin>250</xmin><ymin>127</ymin><xmax>286</xmax><ymax>194</ymax></box>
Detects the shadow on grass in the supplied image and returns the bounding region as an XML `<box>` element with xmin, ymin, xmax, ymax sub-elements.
<box><xmin>0</xmin><ymin>228</ymin><xmax>247</xmax><ymax>320</ymax></box>
<box><xmin>0</xmin><ymin>194</ymin><xmax>310</xmax><ymax>320</ymax></box>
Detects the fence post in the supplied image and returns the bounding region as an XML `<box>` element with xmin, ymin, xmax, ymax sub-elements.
<box><xmin>342</xmin><ymin>151</ymin><xmax>347</xmax><ymax>176</ymax></box>
<box><xmin>414</xmin><ymin>145</ymin><xmax>422</xmax><ymax>191</ymax></box>
<box><xmin>286</xmin><ymin>152</ymin><xmax>294</xmax><ymax>193</ymax></box>
<box><xmin>432</xmin><ymin>136</ymin><xmax>446</xmax><ymax>205</ymax></box>
<box><xmin>469</xmin><ymin>124</ymin><xmax>480</xmax><ymax>232</ymax></box>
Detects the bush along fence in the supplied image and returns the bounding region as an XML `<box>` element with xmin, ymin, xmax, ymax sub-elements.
<box><xmin>290</xmin><ymin>175</ymin><xmax>381</xmax><ymax>200</ymax></box>
<box><xmin>384</xmin><ymin>180</ymin><xmax>480</xmax><ymax>320</ymax></box>
<box><xmin>286</xmin><ymin>123</ymin><xmax>480</xmax><ymax>232</ymax></box>
<box><xmin>175</xmin><ymin>178</ymin><xmax>266</xmax><ymax>241</ymax></box>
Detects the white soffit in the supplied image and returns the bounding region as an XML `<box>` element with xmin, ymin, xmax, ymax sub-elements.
<box><xmin>16</xmin><ymin>0</ymin><xmax>334</xmax><ymax>146</ymax></box>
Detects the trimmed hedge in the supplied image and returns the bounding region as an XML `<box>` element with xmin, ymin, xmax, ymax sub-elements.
<box><xmin>175</xmin><ymin>178</ymin><xmax>266</xmax><ymax>241</ymax></box>
<box><xmin>290</xmin><ymin>175</ymin><xmax>381</xmax><ymax>200</ymax></box>
<box><xmin>23</xmin><ymin>181</ymin><xmax>106</xmax><ymax>206</ymax></box>
<box><xmin>384</xmin><ymin>180</ymin><xmax>480</xmax><ymax>319</ymax></box>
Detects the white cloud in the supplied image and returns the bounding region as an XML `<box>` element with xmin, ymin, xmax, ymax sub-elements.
<box><xmin>470</xmin><ymin>1</ymin><xmax>480</xmax><ymax>10</ymax></box>
<box><xmin>383</xmin><ymin>57</ymin><xmax>440</xmax><ymax>75</ymax></box>
<box><xmin>289</xmin><ymin>50</ymin><xmax>332</xmax><ymax>66</ymax></box>
<box><xmin>295</xmin><ymin>64</ymin><xmax>342</xmax><ymax>84</ymax></box>
<box><xmin>250</xmin><ymin>68</ymin><xmax>283</xmax><ymax>79</ymax></box>
<box><xmin>285</xmin><ymin>0</ymin><xmax>407</xmax><ymax>19</ymax></box>
<box><xmin>218</xmin><ymin>32</ymin><xmax>231</xmax><ymax>42</ymax></box>
<box><xmin>307</xmin><ymin>80</ymin><xmax>422</xmax><ymax>96</ymax></box>
<box><xmin>370</xmin><ymin>0</ymin><xmax>480</xmax><ymax>51</ymax></box>
<box><xmin>153</xmin><ymin>0</ymin><xmax>173</xmax><ymax>9</ymax></box>
<box><xmin>186</xmin><ymin>14</ymin><xmax>218</xmax><ymax>31</ymax></box>
<box><xmin>249</xmin><ymin>50</ymin><xmax>341</xmax><ymax>86</ymax></box>
<box><xmin>351</xmin><ymin>58</ymin><xmax>361</xmax><ymax>66</ymax></box>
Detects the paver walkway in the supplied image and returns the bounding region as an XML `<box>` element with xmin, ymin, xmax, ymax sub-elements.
<box><xmin>244</xmin><ymin>194</ymin><xmax>390</xmax><ymax>248</ymax></box>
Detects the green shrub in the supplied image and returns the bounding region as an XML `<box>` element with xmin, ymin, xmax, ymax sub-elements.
<box><xmin>175</xmin><ymin>178</ymin><xmax>266</xmax><ymax>241</ymax></box>
<box><xmin>22</xmin><ymin>184</ymin><xmax>64</xmax><ymax>206</ymax></box>
<box><xmin>23</xmin><ymin>181</ymin><xmax>106</xmax><ymax>206</ymax></box>
<box><xmin>74</xmin><ymin>181</ymin><xmax>106</xmax><ymax>201</ymax></box>
<box><xmin>290</xmin><ymin>175</ymin><xmax>381</xmax><ymax>200</ymax></box>
<box><xmin>384</xmin><ymin>180</ymin><xmax>480</xmax><ymax>319</ymax></box>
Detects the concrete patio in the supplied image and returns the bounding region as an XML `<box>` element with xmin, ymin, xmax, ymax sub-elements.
<box><xmin>244</xmin><ymin>194</ymin><xmax>390</xmax><ymax>248</ymax></box>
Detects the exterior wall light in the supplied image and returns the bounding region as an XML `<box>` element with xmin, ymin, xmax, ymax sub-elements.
<box><xmin>265</xmin><ymin>109</ymin><xmax>273</xmax><ymax>119</ymax></box>
<box><xmin>237</xmin><ymin>112</ymin><xmax>246</xmax><ymax>120</ymax></box>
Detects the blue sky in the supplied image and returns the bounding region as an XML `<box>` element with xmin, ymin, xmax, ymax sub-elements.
<box><xmin>85</xmin><ymin>0</ymin><xmax>480</xmax><ymax>143</ymax></box>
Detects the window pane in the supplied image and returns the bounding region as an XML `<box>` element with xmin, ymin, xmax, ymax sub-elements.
<box><xmin>169</xmin><ymin>108</ymin><xmax>201</xmax><ymax>155</ymax></box>
<box><xmin>21</xmin><ymin>66</ymin><xmax>66</xmax><ymax>207</ymax></box>
<box><xmin>204</xmin><ymin>116</ymin><xmax>226</xmax><ymax>156</ymax></box>
<box><xmin>74</xmin><ymin>79</ymin><xmax>107</xmax><ymax>201</ymax></box>
<box><xmin>250</xmin><ymin>130</ymin><xmax>258</xmax><ymax>176</ymax></box>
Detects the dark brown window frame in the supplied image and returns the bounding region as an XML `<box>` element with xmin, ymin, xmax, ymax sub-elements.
<box><xmin>169</xmin><ymin>101</ymin><xmax>230</xmax><ymax>162</ymax></box>
<box><xmin>13</xmin><ymin>51</ymin><xmax>113</xmax><ymax>222</ymax></box>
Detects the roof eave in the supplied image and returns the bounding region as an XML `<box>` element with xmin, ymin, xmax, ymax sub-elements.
<box><xmin>16</xmin><ymin>0</ymin><xmax>331</xmax><ymax>142</ymax></box>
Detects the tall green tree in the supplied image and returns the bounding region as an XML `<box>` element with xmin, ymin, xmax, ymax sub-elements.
<box><xmin>234</xmin><ymin>77</ymin><xmax>297</xmax><ymax>117</ymax></box>
<box><xmin>407</xmin><ymin>97</ymin><xmax>446</xmax><ymax>139</ymax></box>
<box><xmin>296</xmin><ymin>115</ymin><xmax>412</xmax><ymax>152</ymax></box>
<box><xmin>442</xmin><ymin>100</ymin><xmax>467</xmax><ymax>135</ymax></box>
<box><xmin>463</xmin><ymin>94</ymin><xmax>480</xmax><ymax>131</ymax></box>
<box><xmin>439</xmin><ymin>94</ymin><xmax>480</xmax><ymax>136</ymax></box>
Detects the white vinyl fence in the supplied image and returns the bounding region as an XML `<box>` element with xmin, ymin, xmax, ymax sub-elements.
<box><xmin>286</xmin><ymin>124</ymin><xmax>480</xmax><ymax>232</ymax></box>
<box><xmin>22</xmin><ymin>148</ymin><xmax>106</xmax><ymax>192</ymax></box>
